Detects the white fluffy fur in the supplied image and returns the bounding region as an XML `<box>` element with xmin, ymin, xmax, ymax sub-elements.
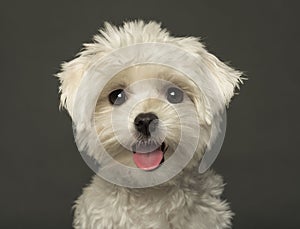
<box><xmin>57</xmin><ymin>20</ymin><xmax>242</xmax><ymax>229</ymax></box>
<box><xmin>74</xmin><ymin>170</ymin><xmax>232</xmax><ymax>229</ymax></box>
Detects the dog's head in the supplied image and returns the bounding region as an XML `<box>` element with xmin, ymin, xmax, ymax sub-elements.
<box><xmin>57</xmin><ymin>21</ymin><xmax>242</xmax><ymax>187</ymax></box>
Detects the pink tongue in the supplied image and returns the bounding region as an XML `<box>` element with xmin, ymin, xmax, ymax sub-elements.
<box><xmin>133</xmin><ymin>149</ymin><xmax>163</xmax><ymax>171</ymax></box>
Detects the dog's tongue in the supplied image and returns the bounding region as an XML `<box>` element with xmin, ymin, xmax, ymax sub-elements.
<box><xmin>133</xmin><ymin>149</ymin><xmax>163</xmax><ymax>171</ymax></box>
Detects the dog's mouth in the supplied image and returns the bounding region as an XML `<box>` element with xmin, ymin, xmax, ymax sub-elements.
<box><xmin>132</xmin><ymin>142</ymin><xmax>167</xmax><ymax>171</ymax></box>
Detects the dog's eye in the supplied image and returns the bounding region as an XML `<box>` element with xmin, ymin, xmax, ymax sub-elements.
<box><xmin>108</xmin><ymin>89</ymin><xmax>127</xmax><ymax>105</ymax></box>
<box><xmin>166</xmin><ymin>87</ymin><xmax>183</xmax><ymax>104</ymax></box>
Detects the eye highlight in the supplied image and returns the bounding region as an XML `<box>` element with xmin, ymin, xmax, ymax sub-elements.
<box><xmin>108</xmin><ymin>89</ymin><xmax>127</xmax><ymax>105</ymax></box>
<box><xmin>166</xmin><ymin>87</ymin><xmax>184</xmax><ymax>104</ymax></box>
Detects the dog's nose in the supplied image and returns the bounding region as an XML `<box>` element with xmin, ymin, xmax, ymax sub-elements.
<box><xmin>134</xmin><ymin>112</ymin><xmax>159</xmax><ymax>137</ymax></box>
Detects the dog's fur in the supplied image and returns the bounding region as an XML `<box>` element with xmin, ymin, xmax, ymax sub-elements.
<box><xmin>57</xmin><ymin>21</ymin><xmax>242</xmax><ymax>229</ymax></box>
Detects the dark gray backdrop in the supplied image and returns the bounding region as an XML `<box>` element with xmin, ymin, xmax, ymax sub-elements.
<box><xmin>1</xmin><ymin>0</ymin><xmax>299</xmax><ymax>228</ymax></box>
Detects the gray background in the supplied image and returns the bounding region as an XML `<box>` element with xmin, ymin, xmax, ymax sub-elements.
<box><xmin>1</xmin><ymin>0</ymin><xmax>299</xmax><ymax>228</ymax></box>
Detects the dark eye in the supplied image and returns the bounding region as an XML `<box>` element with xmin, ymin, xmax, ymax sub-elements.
<box><xmin>108</xmin><ymin>89</ymin><xmax>127</xmax><ymax>105</ymax></box>
<box><xmin>166</xmin><ymin>87</ymin><xmax>184</xmax><ymax>104</ymax></box>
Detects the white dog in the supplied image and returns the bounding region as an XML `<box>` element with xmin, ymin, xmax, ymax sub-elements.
<box><xmin>57</xmin><ymin>21</ymin><xmax>242</xmax><ymax>229</ymax></box>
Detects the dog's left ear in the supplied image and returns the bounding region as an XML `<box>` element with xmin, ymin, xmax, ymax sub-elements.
<box><xmin>190</xmin><ymin>44</ymin><xmax>243</xmax><ymax>125</ymax></box>
<box><xmin>201</xmin><ymin>50</ymin><xmax>243</xmax><ymax>109</ymax></box>
<box><xmin>179</xmin><ymin>37</ymin><xmax>243</xmax><ymax>124</ymax></box>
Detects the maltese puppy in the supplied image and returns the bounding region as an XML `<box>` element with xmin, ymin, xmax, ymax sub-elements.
<box><xmin>57</xmin><ymin>21</ymin><xmax>242</xmax><ymax>229</ymax></box>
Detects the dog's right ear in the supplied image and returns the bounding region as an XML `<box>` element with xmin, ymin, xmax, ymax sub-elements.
<box><xmin>56</xmin><ymin>57</ymin><xmax>87</xmax><ymax>119</ymax></box>
<box><xmin>55</xmin><ymin>22</ymin><xmax>119</xmax><ymax>119</ymax></box>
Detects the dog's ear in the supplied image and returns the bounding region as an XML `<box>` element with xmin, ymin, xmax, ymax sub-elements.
<box><xmin>56</xmin><ymin>57</ymin><xmax>87</xmax><ymax>119</ymax></box>
<box><xmin>190</xmin><ymin>52</ymin><xmax>242</xmax><ymax>125</ymax></box>
<box><xmin>200</xmin><ymin>49</ymin><xmax>243</xmax><ymax>108</ymax></box>
<box><xmin>177</xmin><ymin>37</ymin><xmax>243</xmax><ymax>123</ymax></box>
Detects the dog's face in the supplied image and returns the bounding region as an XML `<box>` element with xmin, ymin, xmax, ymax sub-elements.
<box><xmin>57</xmin><ymin>21</ymin><xmax>242</xmax><ymax>186</ymax></box>
<box><xmin>94</xmin><ymin>64</ymin><xmax>209</xmax><ymax>170</ymax></box>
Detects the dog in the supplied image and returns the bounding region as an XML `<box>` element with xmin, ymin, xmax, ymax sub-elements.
<box><xmin>57</xmin><ymin>20</ymin><xmax>242</xmax><ymax>229</ymax></box>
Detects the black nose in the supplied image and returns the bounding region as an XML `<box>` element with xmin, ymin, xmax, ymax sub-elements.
<box><xmin>134</xmin><ymin>112</ymin><xmax>159</xmax><ymax>137</ymax></box>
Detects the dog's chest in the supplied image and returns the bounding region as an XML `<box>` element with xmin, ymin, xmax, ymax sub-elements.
<box><xmin>74</xmin><ymin>173</ymin><xmax>232</xmax><ymax>229</ymax></box>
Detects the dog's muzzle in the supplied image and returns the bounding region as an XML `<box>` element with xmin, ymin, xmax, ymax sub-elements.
<box><xmin>132</xmin><ymin>112</ymin><xmax>166</xmax><ymax>171</ymax></box>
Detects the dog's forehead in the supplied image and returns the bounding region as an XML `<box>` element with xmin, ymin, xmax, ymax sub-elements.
<box><xmin>109</xmin><ymin>64</ymin><xmax>187</xmax><ymax>88</ymax></box>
